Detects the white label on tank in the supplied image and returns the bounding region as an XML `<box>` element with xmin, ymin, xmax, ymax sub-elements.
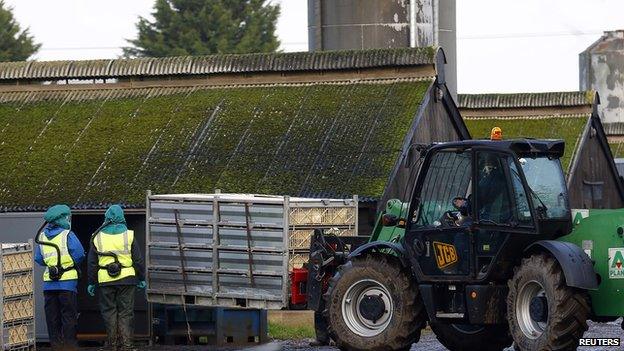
<box><xmin>608</xmin><ymin>248</ymin><xmax>624</xmax><ymax>279</ymax></box>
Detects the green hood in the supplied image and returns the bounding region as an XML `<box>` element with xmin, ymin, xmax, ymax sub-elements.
<box><xmin>101</xmin><ymin>205</ymin><xmax>127</xmax><ymax>234</ymax></box>
<box><xmin>43</xmin><ymin>204</ymin><xmax>71</xmax><ymax>230</ymax></box>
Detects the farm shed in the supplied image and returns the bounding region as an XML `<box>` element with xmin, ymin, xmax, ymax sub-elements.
<box><xmin>0</xmin><ymin>47</ymin><xmax>468</xmax><ymax>342</ymax></box>
<box><xmin>459</xmin><ymin>91</ymin><xmax>624</xmax><ymax>209</ymax></box>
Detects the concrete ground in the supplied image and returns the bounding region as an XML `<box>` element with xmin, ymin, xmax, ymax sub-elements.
<box><xmin>233</xmin><ymin>320</ymin><xmax>622</xmax><ymax>351</ymax></box>
<box><xmin>38</xmin><ymin>319</ymin><xmax>622</xmax><ymax>350</ymax></box>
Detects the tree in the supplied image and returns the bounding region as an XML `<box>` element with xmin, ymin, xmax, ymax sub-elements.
<box><xmin>0</xmin><ymin>1</ymin><xmax>40</xmax><ymax>62</ymax></box>
<box><xmin>124</xmin><ymin>0</ymin><xmax>280</xmax><ymax>57</ymax></box>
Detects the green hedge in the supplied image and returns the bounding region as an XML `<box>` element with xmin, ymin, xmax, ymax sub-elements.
<box><xmin>0</xmin><ymin>80</ymin><xmax>431</xmax><ymax>210</ymax></box>
<box><xmin>464</xmin><ymin>116</ymin><xmax>589</xmax><ymax>174</ymax></box>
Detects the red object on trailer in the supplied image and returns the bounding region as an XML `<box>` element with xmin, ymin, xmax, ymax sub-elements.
<box><xmin>290</xmin><ymin>268</ymin><xmax>308</xmax><ymax>306</ymax></box>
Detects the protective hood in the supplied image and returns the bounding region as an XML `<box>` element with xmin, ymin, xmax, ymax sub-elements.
<box><xmin>43</xmin><ymin>204</ymin><xmax>72</xmax><ymax>231</ymax></box>
<box><xmin>101</xmin><ymin>205</ymin><xmax>127</xmax><ymax>234</ymax></box>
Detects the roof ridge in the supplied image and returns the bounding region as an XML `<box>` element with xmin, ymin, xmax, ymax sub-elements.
<box><xmin>0</xmin><ymin>47</ymin><xmax>437</xmax><ymax>81</ymax></box>
<box><xmin>458</xmin><ymin>91</ymin><xmax>594</xmax><ymax>109</ymax></box>
<box><xmin>463</xmin><ymin>113</ymin><xmax>590</xmax><ymax>120</ymax></box>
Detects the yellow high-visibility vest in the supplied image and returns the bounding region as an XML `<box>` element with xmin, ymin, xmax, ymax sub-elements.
<box><xmin>39</xmin><ymin>230</ymin><xmax>78</xmax><ymax>281</ymax></box>
<box><xmin>93</xmin><ymin>230</ymin><xmax>135</xmax><ymax>283</ymax></box>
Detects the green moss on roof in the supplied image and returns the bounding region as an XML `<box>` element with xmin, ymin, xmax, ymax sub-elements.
<box><xmin>610</xmin><ymin>142</ymin><xmax>624</xmax><ymax>158</ymax></box>
<box><xmin>0</xmin><ymin>80</ymin><xmax>432</xmax><ymax>211</ymax></box>
<box><xmin>464</xmin><ymin>116</ymin><xmax>589</xmax><ymax>173</ymax></box>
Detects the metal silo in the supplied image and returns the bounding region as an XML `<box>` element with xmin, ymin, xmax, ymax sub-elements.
<box><xmin>308</xmin><ymin>0</ymin><xmax>457</xmax><ymax>98</ymax></box>
<box><xmin>580</xmin><ymin>30</ymin><xmax>624</xmax><ymax>125</ymax></box>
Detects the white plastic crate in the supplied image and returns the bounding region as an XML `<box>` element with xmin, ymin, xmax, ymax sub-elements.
<box><xmin>2</xmin><ymin>322</ymin><xmax>34</xmax><ymax>349</ymax></box>
<box><xmin>1</xmin><ymin>244</ymin><xmax>32</xmax><ymax>275</ymax></box>
<box><xmin>0</xmin><ymin>241</ymin><xmax>35</xmax><ymax>351</ymax></box>
<box><xmin>2</xmin><ymin>299</ymin><xmax>34</xmax><ymax>325</ymax></box>
<box><xmin>1</xmin><ymin>274</ymin><xmax>33</xmax><ymax>300</ymax></box>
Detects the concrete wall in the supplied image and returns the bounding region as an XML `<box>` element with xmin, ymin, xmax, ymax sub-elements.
<box><xmin>0</xmin><ymin>212</ymin><xmax>149</xmax><ymax>342</ymax></box>
<box><xmin>308</xmin><ymin>0</ymin><xmax>457</xmax><ymax>98</ymax></box>
<box><xmin>580</xmin><ymin>30</ymin><xmax>624</xmax><ymax>125</ymax></box>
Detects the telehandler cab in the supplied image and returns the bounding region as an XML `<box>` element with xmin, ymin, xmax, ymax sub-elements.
<box><xmin>307</xmin><ymin>134</ymin><xmax>624</xmax><ymax>350</ymax></box>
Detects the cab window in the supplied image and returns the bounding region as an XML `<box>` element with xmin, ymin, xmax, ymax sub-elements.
<box><xmin>413</xmin><ymin>150</ymin><xmax>472</xmax><ymax>227</ymax></box>
<box><xmin>476</xmin><ymin>152</ymin><xmax>513</xmax><ymax>224</ymax></box>
<box><xmin>476</xmin><ymin>151</ymin><xmax>534</xmax><ymax>226</ymax></box>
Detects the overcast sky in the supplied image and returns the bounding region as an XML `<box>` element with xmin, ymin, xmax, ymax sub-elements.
<box><xmin>4</xmin><ymin>0</ymin><xmax>623</xmax><ymax>93</ymax></box>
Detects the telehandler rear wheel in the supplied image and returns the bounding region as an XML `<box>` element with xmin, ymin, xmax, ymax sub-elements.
<box><xmin>429</xmin><ymin>322</ymin><xmax>512</xmax><ymax>351</ymax></box>
<box><xmin>324</xmin><ymin>254</ymin><xmax>427</xmax><ymax>351</ymax></box>
<box><xmin>507</xmin><ymin>254</ymin><xmax>590</xmax><ymax>350</ymax></box>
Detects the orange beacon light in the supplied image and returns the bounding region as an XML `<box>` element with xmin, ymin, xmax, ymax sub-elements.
<box><xmin>490</xmin><ymin>127</ymin><xmax>502</xmax><ymax>141</ymax></box>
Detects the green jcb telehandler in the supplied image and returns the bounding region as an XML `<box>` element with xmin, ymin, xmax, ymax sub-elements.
<box><xmin>306</xmin><ymin>136</ymin><xmax>624</xmax><ymax>350</ymax></box>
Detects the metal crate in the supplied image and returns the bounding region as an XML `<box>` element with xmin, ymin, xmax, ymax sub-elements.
<box><xmin>0</xmin><ymin>241</ymin><xmax>35</xmax><ymax>351</ymax></box>
<box><xmin>145</xmin><ymin>192</ymin><xmax>358</xmax><ymax>309</ymax></box>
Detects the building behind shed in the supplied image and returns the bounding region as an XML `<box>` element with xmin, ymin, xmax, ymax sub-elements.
<box><xmin>459</xmin><ymin>91</ymin><xmax>624</xmax><ymax>209</ymax></box>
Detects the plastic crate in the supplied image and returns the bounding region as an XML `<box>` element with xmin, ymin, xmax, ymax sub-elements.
<box><xmin>288</xmin><ymin>228</ymin><xmax>356</xmax><ymax>251</ymax></box>
<box><xmin>1</xmin><ymin>244</ymin><xmax>33</xmax><ymax>275</ymax></box>
<box><xmin>1</xmin><ymin>321</ymin><xmax>34</xmax><ymax>349</ymax></box>
<box><xmin>289</xmin><ymin>207</ymin><xmax>356</xmax><ymax>226</ymax></box>
<box><xmin>2</xmin><ymin>298</ymin><xmax>34</xmax><ymax>324</ymax></box>
<box><xmin>3</xmin><ymin>343</ymin><xmax>34</xmax><ymax>351</ymax></box>
<box><xmin>288</xmin><ymin>253</ymin><xmax>308</xmax><ymax>270</ymax></box>
<box><xmin>1</xmin><ymin>274</ymin><xmax>33</xmax><ymax>299</ymax></box>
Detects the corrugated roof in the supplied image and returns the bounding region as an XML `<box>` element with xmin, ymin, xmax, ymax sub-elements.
<box><xmin>0</xmin><ymin>79</ymin><xmax>433</xmax><ymax>212</ymax></box>
<box><xmin>0</xmin><ymin>47</ymin><xmax>436</xmax><ymax>81</ymax></box>
<box><xmin>464</xmin><ymin>114</ymin><xmax>590</xmax><ymax>174</ymax></box>
<box><xmin>458</xmin><ymin>91</ymin><xmax>593</xmax><ymax>109</ymax></box>
<box><xmin>603</xmin><ymin>122</ymin><xmax>624</xmax><ymax>136</ymax></box>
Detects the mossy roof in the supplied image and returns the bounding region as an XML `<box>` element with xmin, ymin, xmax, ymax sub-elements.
<box><xmin>464</xmin><ymin>115</ymin><xmax>589</xmax><ymax>174</ymax></box>
<box><xmin>0</xmin><ymin>79</ymin><xmax>432</xmax><ymax>212</ymax></box>
<box><xmin>610</xmin><ymin>142</ymin><xmax>624</xmax><ymax>158</ymax></box>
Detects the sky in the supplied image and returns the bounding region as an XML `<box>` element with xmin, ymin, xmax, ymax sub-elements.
<box><xmin>3</xmin><ymin>0</ymin><xmax>623</xmax><ymax>94</ymax></box>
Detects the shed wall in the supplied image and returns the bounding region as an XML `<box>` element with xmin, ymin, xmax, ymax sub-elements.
<box><xmin>568</xmin><ymin>125</ymin><xmax>624</xmax><ymax>209</ymax></box>
<box><xmin>380</xmin><ymin>85</ymin><xmax>465</xmax><ymax>207</ymax></box>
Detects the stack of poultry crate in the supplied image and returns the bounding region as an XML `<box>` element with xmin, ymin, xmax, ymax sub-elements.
<box><xmin>0</xmin><ymin>241</ymin><xmax>35</xmax><ymax>351</ymax></box>
<box><xmin>287</xmin><ymin>199</ymin><xmax>358</xmax><ymax>269</ymax></box>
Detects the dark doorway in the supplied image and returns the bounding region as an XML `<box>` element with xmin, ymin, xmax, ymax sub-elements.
<box><xmin>71</xmin><ymin>213</ymin><xmax>149</xmax><ymax>342</ymax></box>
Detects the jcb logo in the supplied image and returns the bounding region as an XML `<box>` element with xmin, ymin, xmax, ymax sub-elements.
<box><xmin>433</xmin><ymin>242</ymin><xmax>458</xmax><ymax>269</ymax></box>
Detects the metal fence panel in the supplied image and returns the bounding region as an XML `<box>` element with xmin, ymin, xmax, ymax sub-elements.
<box><xmin>146</xmin><ymin>192</ymin><xmax>358</xmax><ymax>309</ymax></box>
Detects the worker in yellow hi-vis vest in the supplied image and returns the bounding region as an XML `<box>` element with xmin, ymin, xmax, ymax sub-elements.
<box><xmin>86</xmin><ymin>205</ymin><xmax>145</xmax><ymax>351</ymax></box>
<box><xmin>34</xmin><ymin>204</ymin><xmax>85</xmax><ymax>351</ymax></box>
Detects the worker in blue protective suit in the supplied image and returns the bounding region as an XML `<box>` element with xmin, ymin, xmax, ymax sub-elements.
<box><xmin>34</xmin><ymin>204</ymin><xmax>85</xmax><ymax>351</ymax></box>
<box><xmin>87</xmin><ymin>205</ymin><xmax>145</xmax><ymax>351</ymax></box>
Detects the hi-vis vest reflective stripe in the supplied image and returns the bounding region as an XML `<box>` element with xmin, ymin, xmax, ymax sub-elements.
<box><xmin>94</xmin><ymin>230</ymin><xmax>135</xmax><ymax>283</ymax></box>
<box><xmin>39</xmin><ymin>230</ymin><xmax>78</xmax><ymax>281</ymax></box>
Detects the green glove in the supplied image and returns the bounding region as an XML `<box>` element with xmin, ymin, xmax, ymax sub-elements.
<box><xmin>87</xmin><ymin>284</ymin><xmax>96</xmax><ymax>297</ymax></box>
<box><xmin>137</xmin><ymin>280</ymin><xmax>146</xmax><ymax>289</ymax></box>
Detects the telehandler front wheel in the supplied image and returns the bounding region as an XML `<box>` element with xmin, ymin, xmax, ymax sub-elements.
<box><xmin>324</xmin><ymin>254</ymin><xmax>427</xmax><ymax>351</ymax></box>
<box><xmin>507</xmin><ymin>254</ymin><xmax>590</xmax><ymax>350</ymax></box>
<box><xmin>429</xmin><ymin>322</ymin><xmax>512</xmax><ymax>351</ymax></box>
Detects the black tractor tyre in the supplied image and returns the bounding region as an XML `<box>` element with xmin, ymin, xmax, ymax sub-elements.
<box><xmin>507</xmin><ymin>254</ymin><xmax>590</xmax><ymax>351</ymax></box>
<box><xmin>429</xmin><ymin>322</ymin><xmax>512</xmax><ymax>351</ymax></box>
<box><xmin>324</xmin><ymin>254</ymin><xmax>427</xmax><ymax>351</ymax></box>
